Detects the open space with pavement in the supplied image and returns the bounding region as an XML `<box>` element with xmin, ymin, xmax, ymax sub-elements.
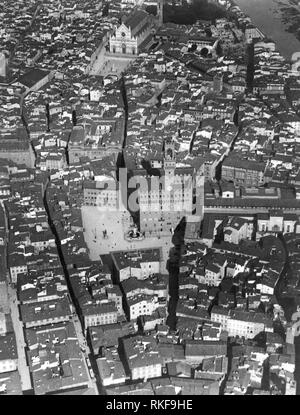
<box><xmin>82</xmin><ymin>206</ymin><xmax>173</xmax><ymax>273</ymax></box>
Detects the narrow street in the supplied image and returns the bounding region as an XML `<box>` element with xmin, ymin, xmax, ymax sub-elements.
<box><xmin>70</xmin><ymin>316</ymin><xmax>99</xmax><ymax>395</ymax></box>
<box><xmin>7</xmin><ymin>284</ymin><xmax>32</xmax><ymax>392</ymax></box>
<box><xmin>3</xmin><ymin>192</ymin><xmax>98</xmax><ymax>394</ymax></box>
<box><xmin>276</xmin><ymin>234</ymin><xmax>300</xmax><ymax>394</ymax></box>
<box><xmin>2</xmin><ymin>201</ymin><xmax>32</xmax><ymax>392</ymax></box>
<box><xmin>276</xmin><ymin>234</ymin><xmax>297</xmax><ymax>319</ymax></box>
<box><xmin>43</xmin><ymin>186</ymin><xmax>104</xmax><ymax>394</ymax></box>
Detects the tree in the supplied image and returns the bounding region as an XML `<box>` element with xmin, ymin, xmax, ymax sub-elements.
<box><xmin>205</xmin><ymin>28</ymin><xmax>212</xmax><ymax>37</ymax></box>
<box><xmin>45</xmin><ymin>103</ymin><xmax>50</xmax><ymax>131</ymax></box>
<box><xmin>72</xmin><ymin>110</ymin><xmax>77</xmax><ymax>126</ymax></box>
<box><xmin>102</xmin><ymin>3</ymin><xmax>109</xmax><ymax>17</ymax></box>
<box><xmin>163</xmin><ymin>0</ymin><xmax>227</xmax><ymax>25</ymax></box>
<box><xmin>200</xmin><ymin>47</ymin><xmax>209</xmax><ymax>57</ymax></box>
<box><xmin>190</xmin><ymin>44</ymin><xmax>197</xmax><ymax>52</ymax></box>
<box><xmin>216</xmin><ymin>41</ymin><xmax>223</xmax><ymax>57</ymax></box>
<box><xmin>145</xmin><ymin>5</ymin><xmax>157</xmax><ymax>16</ymax></box>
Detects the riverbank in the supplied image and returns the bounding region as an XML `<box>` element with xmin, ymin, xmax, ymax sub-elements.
<box><xmin>233</xmin><ymin>0</ymin><xmax>300</xmax><ymax>59</ymax></box>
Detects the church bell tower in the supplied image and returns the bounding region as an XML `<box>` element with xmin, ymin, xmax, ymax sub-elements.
<box><xmin>164</xmin><ymin>139</ymin><xmax>176</xmax><ymax>170</ymax></box>
<box><xmin>164</xmin><ymin>139</ymin><xmax>176</xmax><ymax>191</ymax></box>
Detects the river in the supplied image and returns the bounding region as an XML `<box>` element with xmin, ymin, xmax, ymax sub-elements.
<box><xmin>233</xmin><ymin>0</ymin><xmax>300</xmax><ymax>59</ymax></box>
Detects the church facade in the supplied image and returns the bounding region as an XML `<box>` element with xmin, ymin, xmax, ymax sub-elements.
<box><xmin>109</xmin><ymin>10</ymin><xmax>154</xmax><ymax>56</ymax></box>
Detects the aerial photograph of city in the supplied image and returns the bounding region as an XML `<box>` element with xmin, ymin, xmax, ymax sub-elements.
<box><xmin>1</xmin><ymin>0</ymin><xmax>300</xmax><ymax>400</ymax></box>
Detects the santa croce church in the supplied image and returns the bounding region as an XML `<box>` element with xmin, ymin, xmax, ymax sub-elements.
<box><xmin>109</xmin><ymin>9</ymin><xmax>154</xmax><ymax>56</ymax></box>
<box><xmin>92</xmin><ymin>1</ymin><xmax>164</xmax><ymax>78</ymax></box>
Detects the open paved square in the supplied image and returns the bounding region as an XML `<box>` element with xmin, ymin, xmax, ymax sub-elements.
<box><xmin>82</xmin><ymin>206</ymin><xmax>173</xmax><ymax>273</ymax></box>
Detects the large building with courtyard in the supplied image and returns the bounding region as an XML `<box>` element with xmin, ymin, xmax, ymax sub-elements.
<box><xmin>68</xmin><ymin>118</ymin><xmax>125</xmax><ymax>164</ymax></box>
<box><xmin>137</xmin><ymin>139</ymin><xmax>204</xmax><ymax>238</ymax></box>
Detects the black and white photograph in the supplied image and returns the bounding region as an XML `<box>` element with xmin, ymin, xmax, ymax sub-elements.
<box><xmin>0</xmin><ymin>0</ymin><xmax>300</xmax><ymax>401</ymax></box>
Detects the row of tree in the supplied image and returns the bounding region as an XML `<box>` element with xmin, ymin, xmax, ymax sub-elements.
<box><xmin>147</xmin><ymin>0</ymin><xmax>227</xmax><ymax>25</ymax></box>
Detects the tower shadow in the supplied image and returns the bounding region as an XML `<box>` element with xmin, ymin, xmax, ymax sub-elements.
<box><xmin>166</xmin><ymin>217</ymin><xmax>187</xmax><ymax>331</ymax></box>
<box><xmin>141</xmin><ymin>159</ymin><xmax>161</xmax><ymax>177</ymax></box>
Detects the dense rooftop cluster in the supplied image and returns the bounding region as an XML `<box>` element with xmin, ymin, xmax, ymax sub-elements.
<box><xmin>0</xmin><ymin>0</ymin><xmax>300</xmax><ymax>396</ymax></box>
